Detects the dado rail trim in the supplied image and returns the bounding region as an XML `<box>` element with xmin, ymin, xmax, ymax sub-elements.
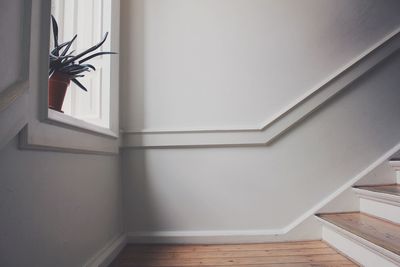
<box><xmin>122</xmin><ymin>28</ymin><xmax>400</xmax><ymax>148</ymax></box>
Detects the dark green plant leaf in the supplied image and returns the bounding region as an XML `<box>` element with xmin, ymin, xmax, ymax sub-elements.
<box><xmin>51</xmin><ymin>41</ymin><xmax>71</xmax><ymax>55</ymax></box>
<box><xmin>68</xmin><ymin>69</ymin><xmax>90</xmax><ymax>75</ymax></box>
<box><xmin>51</xmin><ymin>15</ymin><xmax>59</xmax><ymax>55</ymax></box>
<box><xmin>79</xmin><ymin>51</ymin><xmax>117</xmax><ymax>64</ymax></box>
<box><xmin>80</xmin><ymin>64</ymin><xmax>96</xmax><ymax>71</ymax></box>
<box><xmin>49</xmin><ymin>16</ymin><xmax>116</xmax><ymax>91</ymax></box>
<box><xmin>60</xmin><ymin>34</ymin><xmax>77</xmax><ymax>57</ymax></box>
<box><xmin>71</xmin><ymin>78</ymin><xmax>87</xmax><ymax>91</ymax></box>
<box><xmin>63</xmin><ymin>32</ymin><xmax>109</xmax><ymax>65</ymax></box>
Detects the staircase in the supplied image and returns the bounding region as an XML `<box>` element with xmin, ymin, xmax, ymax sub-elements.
<box><xmin>316</xmin><ymin>161</ymin><xmax>400</xmax><ymax>267</ymax></box>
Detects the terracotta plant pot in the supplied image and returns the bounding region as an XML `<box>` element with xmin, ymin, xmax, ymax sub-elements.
<box><xmin>48</xmin><ymin>72</ymin><xmax>71</xmax><ymax>112</ymax></box>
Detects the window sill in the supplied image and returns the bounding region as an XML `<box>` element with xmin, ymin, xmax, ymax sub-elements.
<box><xmin>47</xmin><ymin>109</ymin><xmax>118</xmax><ymax>139</ymax></box>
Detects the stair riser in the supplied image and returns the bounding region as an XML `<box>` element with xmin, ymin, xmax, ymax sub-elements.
<box><xmin>388</xmin><ymin>161</ymin><xmax>400</xmax><ymax>183</ymax></box>
<box><xmin>394</xmin><ymin>170</ymin><xmax>400</xmax><ymax>184</ymax></box>
<box><xmin>360</xmin><ymin>198</ymin><xmax>400</xmax><ymax>224</ymax></box>
<box><xmin>322</xmin><ymin>226</ymin><xmax>398</xmax><ymax>267</ymax></box>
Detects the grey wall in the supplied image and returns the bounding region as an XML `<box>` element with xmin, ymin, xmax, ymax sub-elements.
<box><xmin>121</xmin><ymin>0</ymin><xmax>400</xmax><ymax>131</ymax></box>
<box><xmin>120</xmin><ymin>0</ymin><xmax>400</xmax><ymax>242</ymax></box>
<box><xmin>122</xmin><ymin>51</ymin><xmax>400</xmax><ymax>240</ymax></box>
<box><xmin>0</xmin><ymin>137</ymin><xmax>123</xmax><ymax>267</ymax></box>
<box><xmin>0</xmin><ymin>1</ymin><xmax>124</xmax><ymax>266</ymax></box>
<box><xmin>0</xmin><ymin>0</ymin><xmax>25</xmax><ymax>92</ymax></box>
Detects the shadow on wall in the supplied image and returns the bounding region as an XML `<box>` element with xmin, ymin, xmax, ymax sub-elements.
<box><xmin>122</xmin><ymin>149</ymin><xmax>164</xmax><ymax>232</ymax></box>
<box><xmin>120</xmin><ymin>0</ymin><xmax>159</xmax><ymax>231</ymax></box>
<box><xmin>119</xmin><ymin>0</ymin><xmax>400</xmax><ymax>239</ymax></box>
<box><xmin>120</xmin><ymin>0</ymin><xmax>146</xmax><ymax>132</ymax></box>
<box><xmin>121</xmin><ymin>50</ymin><xmax>400</xmax><ymax>237</ymax></box>
<box><xmin>120</xmin><ymin>0</ymin><xmax>400</xmax><ymax>133</ymax></box>
<box><xmin>269</xmin><ymin>50</ymin><xmax>400</xmax><ymax>146</ymax></box>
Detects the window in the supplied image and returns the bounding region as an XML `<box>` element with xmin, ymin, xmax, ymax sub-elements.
<box><xmin>50</xmin><ymin>0</ymin><xmax>113</xmax><ymax>129</ymax></box>
<box><xmin>19</xmin><ymin>0</ymin><xmax>119</xmax><ymax>154</ymax></box>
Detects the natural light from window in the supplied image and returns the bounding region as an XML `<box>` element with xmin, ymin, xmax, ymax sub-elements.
<box><xmin>50</xmin><ymin>0</ymin><xmax>112</xmax><ymax>129</ymax></box>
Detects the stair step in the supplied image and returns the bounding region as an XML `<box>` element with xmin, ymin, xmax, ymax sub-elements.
<box><xmin>389</xmin><ymin>161</ymin><xmax>400</xmax><ymax>184</ymax></box>
<box><xmin>354</xmin><ymin>184</ymin><xmax>400</xmax><ymax>196</ymax></box>
<box><xmin>317</xmin><ymin>212</ymin><xmax>400</xmax><ymax>255</ymax></box>
<box><xmin>353</xmin><ymin>184</ymin><xmax>400</xmax><ymax>224</ymax></box>
<box><xmin>389</xmin><ymin>160</ymin><xmax>400</xmax><ymax>171</ymax></box>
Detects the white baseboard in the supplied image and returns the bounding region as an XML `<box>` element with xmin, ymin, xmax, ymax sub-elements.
<box><xmin>127</xmin><ymin>229</ymin><xmax>287</xmax><ymax>244</ymax></box>
<box><xmin>284</xmin><ymin>142</ymin><xmax>400</xmax><ymax>232</ymax></box>
<box><xmin>126</xmin><ymin>227</ymin><xmax>323</xmax><ymax>245</ymax></box>
<box><xmin>126</xmin><ymin>143</ymin><xmax>400</xmax><ymax>245</ymax></box>
<box><xmin>83</xmin><ymin>234</ymin><xmax>127</xmax><ymax>267</ymax></box>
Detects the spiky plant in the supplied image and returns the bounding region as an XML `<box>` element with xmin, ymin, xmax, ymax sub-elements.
<box><xmin>49</xmin><ymin>15</ymin><xmax>116</xmax><ymax>91</ymax></box>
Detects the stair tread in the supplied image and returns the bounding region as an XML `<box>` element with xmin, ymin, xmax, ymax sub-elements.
<box><xmin>354</xmin><ymin>184</ymin><xmax>400</xmax><ymax>196</ymax></box>
<box><xmin>317</xmin><ymin>212</ymin><xmax>400</xmax><ymax>256</ymax></box>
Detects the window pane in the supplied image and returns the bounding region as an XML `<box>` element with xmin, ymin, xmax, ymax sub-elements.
<box><xmin>50</xmin><ymin>0</ymin><xmax>111</xmax><ymax>128</ymax></box>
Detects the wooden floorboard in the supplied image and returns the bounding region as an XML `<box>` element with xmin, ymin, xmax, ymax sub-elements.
<box><xmin>121</xmin><ymin>241</ymin><xmax>328</xmax><ymax>253</ymax></box>
<box><xmin>354</xmin><ymin>184</ymin><xmax>400</xmax><ymax>196</ymax></box>
<box><xmin>317</xmin><ymin>212</ymin><xmax>400</xmax><ymax>256</ymax></box>
<box><xmin>109</xmin><ymin>241</ymin><xmax>358</xmax><ymax>267</ymax></box>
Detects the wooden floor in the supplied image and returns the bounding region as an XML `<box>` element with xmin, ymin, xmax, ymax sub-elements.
<box><xmin>109</xmin><ymin>240</ymin><xmax>358</xmax><ymax>267</ymax></box>
<box><xmin>354</xmin><ymin>184</ymin><xmax>400</xmax><ymax>196</ymax></box>
<box><xmin>318</xmin><ymin>212</ymin><xmax>400</xmax><ymax>256</ymax></box>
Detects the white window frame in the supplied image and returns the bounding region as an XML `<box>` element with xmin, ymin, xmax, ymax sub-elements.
<box><xmin>48</xmin><ymin>0</ymin><xmax>114</xmax><ymax>135</ymax></box>
<box><xmin>19</xmin><ymin>0</ymin><xmax>120</xmax><ymax>154</ymax></box>
<box><xmin>46</xmin><ymin>0</ymin><xmax>118</xmax><ymax>138</ymax></box>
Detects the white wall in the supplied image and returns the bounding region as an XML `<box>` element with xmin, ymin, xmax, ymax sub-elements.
<box><xmin>121</xmin><ymin>0</ymin><xmax>400</xmax><ymax>131</ymax></box>
<box><xmin>120</xmin><ymin>0</ymin><xmax>400</xmax><ymax>242</ymax></box>
<box><xmin>123</xmin><ymin>56</ymin><xmax>400</xmax><ymax>240</ymax></box>
<box><xmin>0</xmin><ymin>1</ymin><xmax>123</xmax><ymax>266</ymax></box>
<box><xmin>0</xmin><ymin>0</ymin><xmax>25</xmax><ymax>92</ymax></box>
<box><xmin>0</xmin><ymin>137</ymin><xmax>123</xmax><ymax>267</ymax></box>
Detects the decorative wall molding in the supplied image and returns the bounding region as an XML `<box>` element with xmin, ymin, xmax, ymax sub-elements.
<box><xmin>0</xmin><ymin>81</ymin><xmax>29</xmax><ymax>112</ymax></box>
<box><xmin>0</xmin><ymin>0</ymin><xmax>31</xmax><ymax>112</ymax></box>
<box><xmin>122</xmin><ymin>28</ymin><xmax>400</xmax><ymax>148</ymax></box>
<box><xmin>125</xmin><ymin>143</ymin><xmax>400</xmax><ymax>244</ymax></box>
<box><xmin>83</xmin><ymin>234</ymin><xmax>127</xmax><ymax>267</ymax></box>
<box><xmin>0</xmin><ymin>0</ymin><xmax>32</xmax><ymax>150</ymax></box>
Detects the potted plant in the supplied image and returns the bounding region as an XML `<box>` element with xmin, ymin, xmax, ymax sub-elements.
<box><xmin>48</xmin><ymin>15</ymin><xmax>116</xmax><ymax>112</ymax></box>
